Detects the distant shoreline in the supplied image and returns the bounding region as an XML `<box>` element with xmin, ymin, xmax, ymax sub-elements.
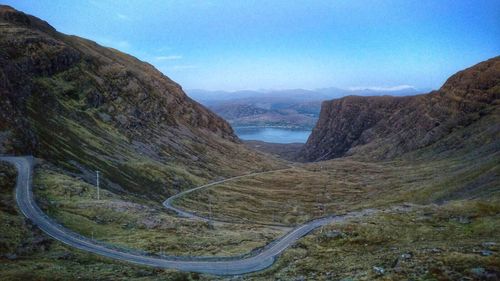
<box><xmin>233</xmin><ymin>126</ymin><xmax>312</xmax><ymax>144</ymax></box>
<box><xmin>232</xmin><ymin>125</ymin><xmax>313</xmax><ymax>131</ymax></box>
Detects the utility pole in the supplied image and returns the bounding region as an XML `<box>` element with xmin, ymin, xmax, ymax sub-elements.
<box><xmin>208</xmin><ymin>196</ymin><xmax>212</xmax><ymax>221</ymax></box>
<box><xmin>207</xmin><ymin>195</ymin><xmax>214</xmax><ymax>229</ymax></box>
<box><xmin>96</xmin><ymin>170</ymin><xmax>100</xmax><ymax>200</ymax></box>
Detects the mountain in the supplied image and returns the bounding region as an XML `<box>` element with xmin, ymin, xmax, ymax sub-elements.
<box><xmin>187</xmin><ymin>89</ymin><xmax>322</xmax><ymax>104</ymax></box>
<box><xmin>299</xmin><ymin>57</ymin><xmax>500</xmax><ymax>161</ymax></box>
<box><xmin>188</xmin><ymin>87</ymin><xmax>420</xmax><ymax>104</ymax></box>
<box><xmin>0</xmin><ymin>5</ymin><xmax>281</xmax><ymax>200</ymax></box>
<box><xmin>207</xmin><ymin>101</ymin><xmax>319</xmax><ymax>129</ymax></box>
<box><xmin>315</xmin><ymin>85</ymin><xmax>421</xmax><ymax>99</ymax></box>
<box><xmin>187</xmin><ymin>87</ymin><xmax>422</xmax><ymax>130</ymax></box>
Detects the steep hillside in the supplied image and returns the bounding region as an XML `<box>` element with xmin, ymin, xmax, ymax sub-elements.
<box><xmin>299</xmin><ymin>57</ymin><xmax>500</xmax><ymax>162</ymax></box>
<box><xmin>0</xmin><ymin>5</ymin><xmax>282</xmax><ymax>200</ymax></box>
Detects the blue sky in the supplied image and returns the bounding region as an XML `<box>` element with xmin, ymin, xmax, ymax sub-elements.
<box><xmin>5</xmin><ymin>0</ymin><xmax>500</xmax><ymax>91</ymax></box>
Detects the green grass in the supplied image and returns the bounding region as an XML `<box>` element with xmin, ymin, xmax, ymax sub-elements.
<box><xmin>25</xmin><ymin>66</ymin><xmax>286</xmax><ymax>202</ymax></box>
<box><xmin>34</xmin><ymin>167</ymin><xmax>286</xmax><ymax>257</ymax></box>
<box><xmin>0</xmin><ymin>161</ymin><xmax>207</xmax><ymax>280</ymax></box>
<box><xmin>1</xmin><ymin>105</ymin><xmax>498</xmax><ymax>280</ymax></box>
<box><xmin>2</xmin><ymin>150</ymin><xmax>499</xmax><ymax>281</ymax></box>
<box><xmin>174</xmin><ymin>150</ymin><xmax>499</xmax><ymax>226</ymax></box>
<box><xmin>247</xmin><ymin>200</ymin><xmax>500</xmax><ymax>280</ymax></box>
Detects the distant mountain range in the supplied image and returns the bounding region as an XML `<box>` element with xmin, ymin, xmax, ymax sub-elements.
<box><xmin>187</xmin><ymin>87</ymin><xmax>428</xmax><ymax>129</ymax></box>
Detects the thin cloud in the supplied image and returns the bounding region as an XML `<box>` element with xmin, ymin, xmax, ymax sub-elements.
<box><xmin>349</xmin><ymin>85</ymin><xmax>415</xmax><ymax>92</ymax></box>
<box><xmin>116</xmin><ymin>13</ymin><xmax>131</xmax><ymax>21</ymax></box>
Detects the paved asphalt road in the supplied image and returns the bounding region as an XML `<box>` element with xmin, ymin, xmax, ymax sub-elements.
<box><xmin>1</xmin><ymin>156</ymin><xmax>376</xmax><ymax>275</ymax></box>
<box><xmin>162</xmin><ymin>168</ymin><xmax>291</xmax><ymax>222</ymax></box>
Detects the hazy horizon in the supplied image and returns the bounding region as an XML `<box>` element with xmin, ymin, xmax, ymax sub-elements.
<box><xmin>185</xmin><ymin>84</ymin><xmax>431</xmax><ymax>93</ymax></box>
<box><xmin>6</xmin><ymin>0</ymin><xmax>499</xmax><ymax>91</ymax></box>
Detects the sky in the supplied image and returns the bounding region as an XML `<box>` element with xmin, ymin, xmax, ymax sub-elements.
<box><xmin>5</xmin><ymin>0</ymin><xmax>500</xmax><ymax>91</ymax></box>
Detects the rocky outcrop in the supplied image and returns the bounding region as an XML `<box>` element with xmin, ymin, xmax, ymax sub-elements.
<box><xmin>299</xmin><ymin>57</ymin><xmax>500</xmax><ymax>161</ymax></box>
<box><xmin>0</xmin><ymin>5</ymin><xmax>235</xmax><ymax>146</ymax></box>
<box><xmin>299</xmin><ymin>95</ymin><xmax>411</xmax><ymax>161</ymax></box>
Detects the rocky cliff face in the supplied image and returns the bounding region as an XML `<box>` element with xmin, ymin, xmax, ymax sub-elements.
<box><xmin>299</xmin><ymin>95</ymin><xmax>411</xmax><ymax>160</ymax></box>
<box><xmin>299</xmin><ymin>57</ymin><xmax>500</xmax><ymax>162</ymax></box>
<box><xmin>0</xmin><ymin>6</ymin><xmax>281</xmax><ymax>199</ymax></box>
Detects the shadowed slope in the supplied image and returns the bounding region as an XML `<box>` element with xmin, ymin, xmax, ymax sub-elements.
<box><xmin>0</xmin><ymin>5</ymin><xmax>283</xmax><ymax>200</ymax></box>
<box><xmin>299</xmin><ymin>57</ymin><xmax>500</xmax><ymax>161</ymax></box>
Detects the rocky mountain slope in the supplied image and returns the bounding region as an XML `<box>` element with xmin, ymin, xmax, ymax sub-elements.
<box><xmin>0</xmin><ymin>5</ymin><xmax>281</xmax><ymax>200</ymax></box>
<box><xmin>299</xmin><ymin>57</ymin><xmax>500</xmax><ymax>161</ymax></box>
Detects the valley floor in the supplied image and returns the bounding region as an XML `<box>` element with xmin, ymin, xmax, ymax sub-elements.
<box><xmin>0</xmin><ymin>150</ymin><xmax>499</xmax><ymax>280</ymax></box>
<box><xmin>175</xmin><ymin>154</ymin><xmax>499</xmax><ymax>226</ymax></box>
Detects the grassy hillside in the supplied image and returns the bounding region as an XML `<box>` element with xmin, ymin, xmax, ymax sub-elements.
<box><xmin>0</xmin><ymin>5</ymin><xmax>284</xmax><ymax>201</ymax></box>
<box><xmin>175</xmin><ymin>154</ymin><xmax>498</xmax><ymax>226</ymax></box>
<box><xmin>248</xmin><ymin>201</ymin><xmax>499</xmax><ymax>280</ymax></box>
<box><xmin>168</xmin><ymin>82</ymin><xmax>499</xmax><ymax>279</ymax></box>
<box><xmin>0</xmin><ymin>161</ymin><xmax>208</xmax><ymax>280</ymax></box>
<box><xmin>2</xmin><ymin>158</ymin><xmax>498</xmax><ymax>280</ymax></box>
<box><xmin>174</xmin><ymin>112</ymin><xmax>499</xmax><ymax>225</ymax></box>
<box><xmin>0</xmin><ymin>161</ymin><xmax>286</xmax><ymax>280</ymax></box>
<box><xmin>33</xmin><ymin>163</ymin><xmax>285</xmax><ymax>257</ymax></box>
<box><xmin>170</xmin><ymin>112</ymin><xmax>499</xmax><ymax>279</ymax></box>
<box><xmin>0</xmin><ymin>6</ymin><xmax>498</xmax><ymax>281</ymax></box>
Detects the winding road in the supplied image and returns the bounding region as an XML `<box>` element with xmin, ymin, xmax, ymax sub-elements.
<box><xmin>162</xmin><ymin>168</ymin><xmax>292</xmax><ymax>222</ymax></box>
<box><xmin>2</xmin><ymin>156</ymin><xmax>377</xmax><ymax>275</ymax></box>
